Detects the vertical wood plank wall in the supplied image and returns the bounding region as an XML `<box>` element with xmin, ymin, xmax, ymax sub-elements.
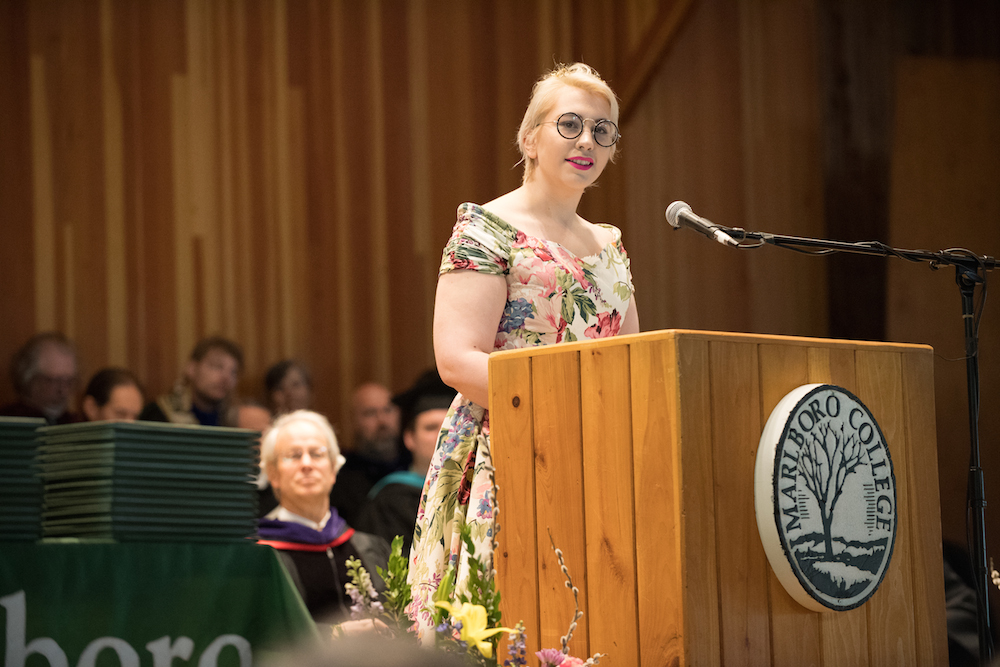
<box><xmin>0</xmin><ymin>0</ymin><xmax>835</xmax><ymax>432</ymax></box>
<box><xmin>491</xmin><ymin>331</ymin><xmax>948</xmax><ymax>666</ymax></box>
<box><xmin>0</xmin><ymin>0</ymin><xmax>996</xmax><ymax>610</ymax></box>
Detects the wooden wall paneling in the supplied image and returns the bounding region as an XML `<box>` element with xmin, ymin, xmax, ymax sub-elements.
<box><xmin>738</xmin><ymin>0</ymin><xmax>827</xmax><ymax>339</ymax></box>
<box><xmin>620</xmin><ymin>71</ymin><xmax>669</xmax><ymax>335</ymax></box>
<box><xmin>211</xmin><ymin>0</ymin><xmax>236</xmax><ymax>343</ymax></box>
<box><xmin>0</xmin><ymin>1</ymin><xmax>36</xmax><ymax>405</ymax></box>
<box><xmin>817</xmin><ymin>3</ymin><xmax>896</xmax><ymax>344</ymax></box>
<box><xmin>365</xmin><ymin>0</ymin><xmax>391</xmax><ymax>383</ymax></box>
<box><xmin>380</xmin><ymin>0</ymin><xmax>427</xmax><ymax>391</ymax></box>
<box><xmin>492</xmin><ymin>1</ymin><xmax>536</xmax><ymax>199</ymax></box>
<box><xmin>406</xmin><ymin>0</ymin><xmax>441</xmax><ymax>375</ymax></box>
<box><xmin>536</xmin><ymin>0</ymin><xmax>572</xmax><ymax>73</ymax></box>
<box><xmin>114</xmin><ymin>0</ymin><xmax>146</xmax><ymax>384</ymax></box>
<box><xmin>100</xmin><ymin>0</ymin><xmax>127</xmax><ymax>366</ymax></box>
<box><xmin>630</xmin><ymin>336</ymin><xmax>684</xmax><ymax>666</ymax></box>
<box><xmin>28</xmin><ymin>4</ymin><xmax>56</xmax><ymax>335</ymax></box>
<box><xmin>286</xmin><ymin>85</ymin><xmax>310</xmax><ymax>362</ymax></box>
<box><xmin>884</xmin><ymin>58</ymin><xmax>1000</xmax><ymax>559</ymax></box>
<box><xmin>254</xmin><ymin>0</ymin><xmax>281</xmax><ymax>371</ymax></box>
<box><xmin>137</xmin><ymin>0</ymin><xmax>185</xmax><ymax>393</ymax></box>
<box><xmin>340</xmin><ymin>2</ymin><xmax>378</xmax><ymax>386</ymax></box>
<box><xmin>54</xmin><ymin>1</ymin><xmax>107</xmax><ymax>363</ymax></box>
<box><xmin>901</xmin><ymin>351</ymin><xmax>948</xmax><ymax>667</ymax></box>
<box><xmin>171</xmin><ymin>59</ymin><xmax>195</xmax><ymax>370</ymax></box>
<box><xmin>272</xmin><ymin>0</ymin><xmax>295</xmax><ymax>366</ymax></box>
<box><xmin>328</xmin><ymin>0</ymin><xmax>358</xmax><ymax>430</ymax></box>
<box><xmin>241</xmin><ymin>0</ymin><xmax>269</xmax><ymax>377</ymax></box>
<box><xmin>489</xmin><ymin>355</ymin><xmax>540</xmax><ymax>660</ymax></box>
<box><xmin>675</xmin><ymin>336</ymin><xmax>721</xmax><ymax>665</ymax></box>
<box><xmin>622</xmin><ymin>0</ymin><xmax>751</xmax><ymax>336</ymax></box>
<box><xmin>182</xmin><ymin>0</ymin><xmax>219</xmax><ymax>348</ymax></box>
<box><xmin>530</xmin><ymin>352</ymin><xmax>588</xmax><ymax>657</ymax></box>
<box><xmin>614</xmin><ymin>0</ymin><xmax>694</xmax><ymax>117</ymax></box>
<box><xmin>756</xmin><ymin>343</ymin><xmax>822</xmax><ymax>666</ymax></box>
<box><xmin>287</xmin><ymin>0</ymin><xmax>337</xmax><ymax>422</ymax></box>
<box><xmin>231</xmin><ymin>0</ymin><xmax>254</xmax><ymax>380</ymax></box>
<box><xmin>580</xmin><ymin>345</ymin><xmax>638</xmax><ymax>666</ymax></box>
<box><xmin>807</xmin><ymin>347</ymin><xmax>870</xmax><ymax>667</ymax></box>
<box><xmin>467</xmin><ymin>1</ymin><xmax>501</xmax><ymax>209</ymax></box>
<box><xmin>855</xmin><ymin>350</ymin><xmax>917</xmax><ymax>667</ymax></box>
<box><xmin>709</xmin><ymin>340</ymin><xmax>771</xmax><ymax>666</ymax></box>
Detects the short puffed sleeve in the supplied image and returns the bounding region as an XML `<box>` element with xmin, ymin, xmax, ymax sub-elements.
<box><xmin>439</xmin><ymin>204</ymin><xmax>513</xmax><ymax>276</ymax></box>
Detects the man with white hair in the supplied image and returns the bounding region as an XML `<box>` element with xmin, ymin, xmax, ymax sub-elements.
<box><xmin>257</xmin><ymin>410</ymin><xmax>390</xmax><ymax>625</ymax></box>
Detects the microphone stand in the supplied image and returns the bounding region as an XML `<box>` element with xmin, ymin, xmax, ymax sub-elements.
<box><xmin>712</xmin><ymin>225</ymin><xmax>997</xmax><ymax>663</ymax></box>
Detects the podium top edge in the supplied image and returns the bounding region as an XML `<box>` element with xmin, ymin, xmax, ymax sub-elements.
<box><xmin>488</xmin><ymin>329</ymin><xmax>934</xmax><ymax>362</ymax></box>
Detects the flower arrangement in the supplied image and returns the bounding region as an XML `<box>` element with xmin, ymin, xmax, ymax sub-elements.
<box><xmin>336</xmin><ymin>529</ymin><xmax>604</xmax><ymax>666</ymax></box>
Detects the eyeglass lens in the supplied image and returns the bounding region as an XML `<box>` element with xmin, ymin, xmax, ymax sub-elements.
<box><xmin>555</xmin><ymin>113</ymin><xmax>619</xmax><ymax>147</ymax></box>
<box><xmin>281</xmin><ymin>446</ymin><xmax>329</xmax><ymax>464</ymax></box>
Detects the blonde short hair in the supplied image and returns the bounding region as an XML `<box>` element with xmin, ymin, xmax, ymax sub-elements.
<box><xmin>261</xmin><ymin>409</ymin><xmax>346</xmax><ymax>474</ymax></box>
<box><xmin>517</xmin><ymin>63</ymin><xmax>620</xmax><ymax>185</ymax></box>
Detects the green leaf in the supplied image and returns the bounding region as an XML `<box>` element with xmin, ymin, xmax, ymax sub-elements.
<box><xmin>572</xmin><ymin>288</ymin><xmax>598</xmax><ymax>321</ymax></box>
<box><xmin>613</xmin><ymin>281</ymin><xmax>632</xmax><ymax>301</ymax></box>
<box><xmin>561</xmin><ymin>292</ymin><xmax>576</xmax><ymax>324</ymax></box>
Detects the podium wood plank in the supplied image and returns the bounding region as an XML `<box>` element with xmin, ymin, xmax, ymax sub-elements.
<box><xmin>531</xmin><ymin>352</ymin><xmax>589</xmax><ymax>657</ymax></box>
<box><xmin>856</xmin><ymin>350</ymin><xmax>917</xmax><ymax>667</ymax></box>
<box><xmin>808</xmin><ymin>347</ymin><xmax>869</xmax><ymax>666</ymax></box>
<box><xmin>675</xmin><ymin>336</ymin><xmax>722</xmax><ymax>666</ymax></box>
<box><xmin>581</xmin><ymin>345</ymin><xmax>639</xmax><ymax>666</ymax></box>
<box><xmin>490</xmin><ymin>355</ymin><xmax>541</xmax><ymax>657</ymax></box>
<box><xmin>758</xmin><ymin>343</ymin><xmax>822</xmax><ymax>666</ymax></box>
<box><xmin>901</xmin><ymin>352</ymin><xmax>948</xmax><ymax>667</ymax></box>
<box><xmin>631</xmin><ymin>337</ymin><xmax>684</xmax><ymax>666</ymax></box>
<box><xmin>490</xmin><ymin>330</ymin><xmax>943</xmax><ymax>667</ymax></box>
<box><xmin>710</xmin><ymin>341</ymin><xmax>771</xmax><ymax>666</ymax></box>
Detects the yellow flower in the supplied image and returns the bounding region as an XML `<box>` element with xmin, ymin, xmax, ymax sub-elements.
<box><xmin>435</xmin><ymin>601</ymin><xmax>513</xmax><ymax>659</ymax></box>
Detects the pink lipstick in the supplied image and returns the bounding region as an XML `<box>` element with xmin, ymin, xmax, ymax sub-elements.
<box><xmin>567</xmin><ymin>156</ymin><xmax>594</xmax><ymax>170</ymax></box>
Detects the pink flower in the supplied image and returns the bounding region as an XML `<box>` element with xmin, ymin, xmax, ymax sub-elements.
<box><xmin>449</xmin><ymin>255</ymin><xmax>474</xmax><ymax>271</ymax></box>
<box><xmin>584</xmin><ymin>310</ymin><xmax>622</xmax><ymax>339</ymax></box>
<box><xmin>561</xmin><ymin>658</ymin><xmax>585</xmax><ymax>667</ymax></box>
<box><xmin>536</xmin><ymin>648</ymin><xmax>565</xmax><ymax>665</ymax></box>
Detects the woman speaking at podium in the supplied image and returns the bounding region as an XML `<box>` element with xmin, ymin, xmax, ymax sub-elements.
<box><xmin>407</xmin><ymin>62</ymin><xmax>639</xmax><ymax>633</ymax></box>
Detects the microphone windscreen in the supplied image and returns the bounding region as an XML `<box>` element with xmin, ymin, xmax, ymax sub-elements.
<box><xmin>665</xmin><ymin>200</ymin><xmax>691</xmax><ymax>228</ymax></box>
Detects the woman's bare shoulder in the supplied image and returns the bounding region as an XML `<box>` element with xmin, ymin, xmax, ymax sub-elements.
<box><xmin>481</xmin><ymin>191</ymin><xmax>526</xmax><ymax>226</ymax></box>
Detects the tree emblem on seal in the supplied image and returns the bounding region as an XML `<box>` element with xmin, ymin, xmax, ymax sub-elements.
<box><xmin>755</xmin><ymin>384</ymin><xmax>897</xmax><ymax>612</ymax></box>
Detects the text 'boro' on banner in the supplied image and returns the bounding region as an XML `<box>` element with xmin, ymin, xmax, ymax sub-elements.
<box><xmin>754</xmin><ymin>384</ymin><xmax>897</xmax><ymax>612</ymax></box>
<box><xmin>0</xmin><ymin>542</ymin><xmax>318</xmax><ymax>667</ymax></box>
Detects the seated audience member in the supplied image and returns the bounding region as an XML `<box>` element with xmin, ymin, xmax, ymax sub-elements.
<box><xmin>138</xmin><ymin>336</ymin><xmax>242</xmax><ymax>427</ymax></box>
<box><xmin>81</xmin><ymin>368</ymin><xmax>144</xmax><ymax>422</ymax></box>
<box><xmin>0</xmin><ymin>332</ymin><xmax>82</xmax><ymax>425</ymax></box>
<box><xmin>265</xmin><ymin>360</ymin><xmax>313</xmax><ymax>415</ymax></box>
<box><xmin>329</xmin><ymin>382</ymin><xmax>405</xmax><ymax>525</ymax></box>
<box><xmin>257</xmin><ymin>410</ymin><xmax>390</xmax><ymax>626</ymax></box>
<box><xmin>356</xmin><ymin>370</ymin><xmax>455</xmax><ymax>556</ymax></box>
<box><xmin>234</xmin><ymin>400</ymin><xmax>279</xmax><ymax>516</ymax></box>
<box><xmin>237</xmin><ymin>400</ymin><xmax>273</xmax><ymax>432</ymax></box>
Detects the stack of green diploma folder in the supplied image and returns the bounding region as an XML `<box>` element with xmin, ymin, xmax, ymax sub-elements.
<box><xmin>37</xmin><ymin>420</ymin><xmax>260</xmax><ymax>542</ymax></box>
<box><xmin>0</xmin><ymin>417</ymin><xmax>46</xmax><ymax>541</ymax></box>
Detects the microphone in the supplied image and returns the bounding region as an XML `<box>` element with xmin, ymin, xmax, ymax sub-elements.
<box><xmin>665</xmin><ymin>201</ymin><xmax>739</xmax><ymax>247</ymax></box>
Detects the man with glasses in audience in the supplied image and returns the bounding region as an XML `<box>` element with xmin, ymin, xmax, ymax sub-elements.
<box><xmin>257</xmin><ymin>410</ymin><xmax>390</xmax><ymax>626</ymax></box>
<box><xmin>0</xmin><ymin>332</ymin><xmax>82</xmax><ymax>425</ymax></box>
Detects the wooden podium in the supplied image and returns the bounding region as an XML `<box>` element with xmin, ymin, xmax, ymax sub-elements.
<box><xmin>488</xmin><ymin>329</ymin><xmax>947</xmax><ymax>666</ymax></box>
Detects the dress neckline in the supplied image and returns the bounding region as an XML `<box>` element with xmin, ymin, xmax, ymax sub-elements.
<box><xmin>464</xmin><ymin>202</ymin><xmax>617</xmax><ymax>263</ymax></box>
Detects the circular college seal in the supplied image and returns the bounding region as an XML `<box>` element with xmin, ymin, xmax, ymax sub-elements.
<box><xmin>754</xmin><ymin>384</ymin><xmax>896</xmax><ymax>612</ymax></box>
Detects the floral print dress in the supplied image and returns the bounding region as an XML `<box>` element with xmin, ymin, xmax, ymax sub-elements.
<box><xmin>406</xmin><ymin>203</ymin><xmax>635</xmax><ymax>632</ymax></box>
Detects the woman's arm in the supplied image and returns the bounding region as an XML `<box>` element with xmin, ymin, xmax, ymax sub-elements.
<box><xmin>620</xmin><ymin>294</ymin><xmax>640</xmax><ymax>335</ymax></box>
<box><xmin>432</xmin><ymin>270</ymin><xmax>508</xmax><ymax>408</ymax></box>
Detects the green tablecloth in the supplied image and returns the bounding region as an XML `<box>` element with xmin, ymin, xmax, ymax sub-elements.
<box><xmin>0</xmin><ymin>541</ymin><xmax>319</xmax><ymax>666</ymax></box>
